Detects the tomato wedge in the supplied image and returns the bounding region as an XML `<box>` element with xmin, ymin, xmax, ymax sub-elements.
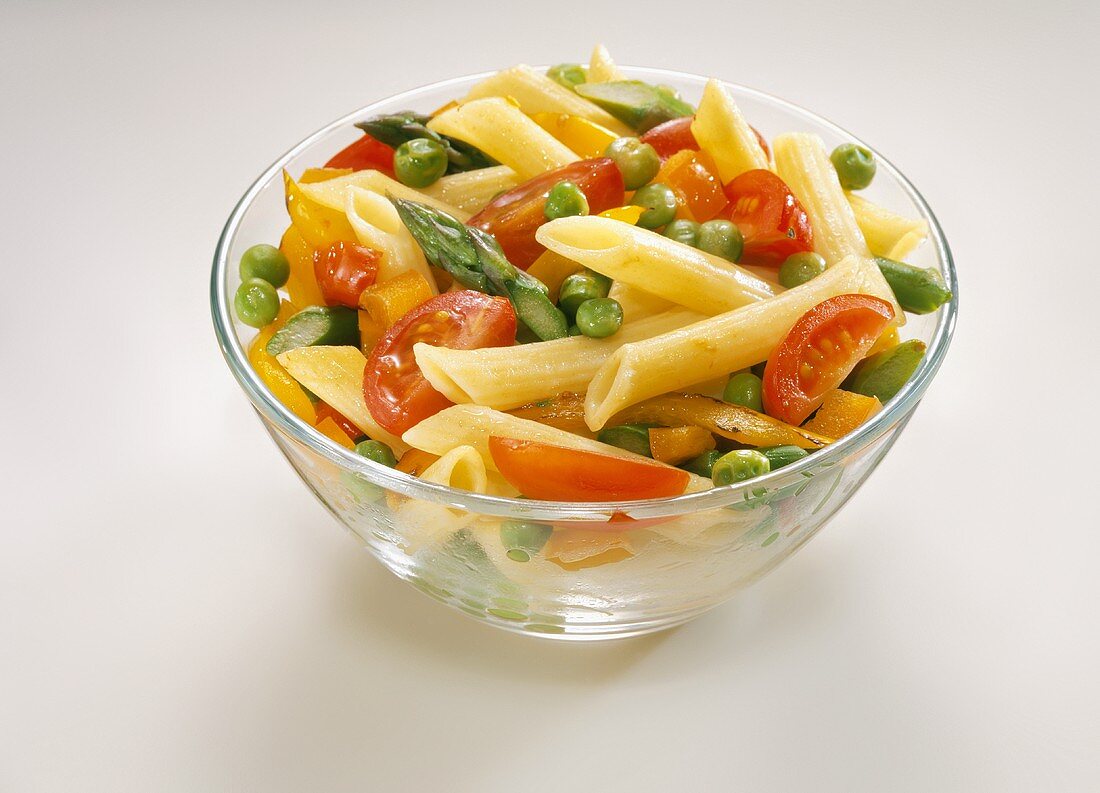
<box><xmin>313</xmin><ymin>241</ymin><xmax>380</xmax><ymax>308</ymax></box>
<box><xmin>324</xmin><ymin>133</ymin><xmax>395</xmax><ymax>176</ymax></box>
<box><xmin>763</xmin><ymin>294</ymin><xmax>895</xmax><ymax>425</ymax></box>
<box><xmin>641</xmin><ymin>116</ymin><xmax>771</xmax><ymax>161</ymax></box>
<box><xmin>364</xmin><ymin>291</ymin><xmax>516</xmax><ymax>435</ymax></box>
<box><xmin>488</xmin><ymin>437</ymin><xmax>690</xmax><ymax>501</ymax></box>
<box><xmin>467</xmin><ymin>158</ymin><xmax>625</xmax><ymax>269</ymax></box>
<box><xmin>724</xmin><ymin>169</ymin><xmax>814</xmax><ymax>266</ymax></box>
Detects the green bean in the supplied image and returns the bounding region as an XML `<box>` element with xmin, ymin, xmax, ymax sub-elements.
<box><xmin>844</xmin><ymin>339</ymin><xmax>926</xmax><ymax>403</ymax></box>
<box><xmin>758</xmin><ymin>445</ymin><xmax>809</xmax><ymax>470</ymax></box>
<box><xmin>597</xmin><ymin>424</ymin><xmax>652</xmax><ymax>457</ymax></box>
<box><xmin>681</xmin><ymin>449</ymin><xmax>723</xmax><ymax>478</ymax></box>
<box><xmin>875</xmin><ymin>257</ymin><xmax>952</xmax><ymax>314</ymax></box>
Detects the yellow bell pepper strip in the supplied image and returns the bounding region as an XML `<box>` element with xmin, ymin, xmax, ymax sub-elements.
<box><xmin>802</xmin><ymin>389</ymin><xmax>882</xmax><ymax>438</ymax></box>
<box><xmin>283</xmin><ymin>170</ymin><xmax>357</xmax><ymax>249</ymax></box>
<box><xmin>597</xmin><ymin>205</ymin><xmax>646</xmax><ymax>225</ymax></box>
<box><xmin>299</xmin><ymin>167</ymin><xmax>354</xmax><ymax>184</ymax></box>
<box><xmin>358</xmin><ymin>310</ymin><xmax>384</xmax><ymax>354</ymax></box>
<box><xmin>279</xmin><ymin>225</ymin><xmax>326</xmax><ymax>308</ymax></box>
<box><xmin>868</xmin><ymin>326</ymin><xmax>900</xmax><ymax>356</ymax></box>
<box><xmin>615</xmin><ymin>393</ymin><xmax>835</xmax><ymax>450</ymax></box>
<box><xmin>530</xmin><ymin>112</ymin><xmax>619</xmax><ymax>159</ymax></box>
<box><xmin>247</xmin><ymin>300</ymin><xmax>316</xmax><ymax>424</ymax></box>
<box><xmin>357</xmin><ymin>269</ymin><xmax>435</xmax><ymax>328</ymax></box>
<box><xmin>648</xmin><ymin>425</ymin><xmax>716</xmax><ymax>466</ymax></box>
<box><xmin>508</xmin><ymin>392</ymin><xmax>592</xmax><ymax>435</ymax></box>
<box><xmin>525</xmin><ymin>250</ymin><xmax>583</xmax><ymax>303</ymax></box>
<box><xmin>315</xmin><ymin>416</ymin><xmax>356</xmax><ymax>449</ymax></box>
<box><xmin>545</xmin><ymin>528</ymin><xmax>634</xmax><ymax>570</ymax></box>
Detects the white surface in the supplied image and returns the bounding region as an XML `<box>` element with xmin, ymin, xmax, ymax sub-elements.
<box><xmin>2</xmin><ymin>2</ymin><xmax>1098</xmax><ymax>790</ymax></box>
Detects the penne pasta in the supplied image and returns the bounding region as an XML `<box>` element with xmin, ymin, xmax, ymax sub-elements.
<box><xmin>418</xmin><ymin>445</ymin><xmax>489</xmax><ymax>492</ymax></box>
<box><xmin>345</xmin><ymin>188</ymin><xmax>438</xmax><ymax>292</ymax></box>
<box><xmin>847</xmin><ymin>192</ymin><xmax>929</xmax><ymax>260</ymax></box>
<box><xmin>428</xmin><ymin>97</ymin><xmax>579</xmax><ymax>180</ymax></box>
<box><xmin>276</xmin><ymin>345</ymin><xmax>409</xmax><ymax>453</ymax></box>
<box><xmin>588</xmin><ymin>43</ymin><xmax>625</xmax><ymax>83</ymax></box>
<box><xmin>299</xmin><ymin>169</ymin><xmax>468</xmax><ymax>220</ymax></box>
<box><xmin>413</xmin><ymin>307</ymin><xmax>703</xmax><ymax>410</ymax></box>
<box><xmin>421</xmin><ymin>165</ymin><xmax>520</xmax><ymax>214</ymax></box>
<box><xmin>463</xmin><ymin>64</ymin><xmax>631</xmax><ymax>135</ymax></box>
<box><xmin>583</xmin><ymin>254</ymin><xmax>892</xmax><ymax>429</ymax></box>
<box><xmin>536</xmin><ymin>215</ymin><xmax>775</xmax><ymax>315</ymax></box>
<box><xmin>401</xmin><ymin>405</ymin><xmax>713</xmax><ymax>493</ymax></box>
<box><xmin>772</xmin><ymin>132</ymin><xmax>902</xmax><ymax>320</ymax></box>
<box><xmin>691</xmin><ymin>79</ymin><xmax>770</xmax><ymax>183</ymax></box>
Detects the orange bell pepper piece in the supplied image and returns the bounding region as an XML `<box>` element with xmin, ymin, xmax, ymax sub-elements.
<box><xmin>654</xmin><ymin>149</ymin><xmax>727</xmax><ymax>223</ymax></box>
<box><xmin>802</xmin><ymin>390</ymin><xmax>883</xmax><ymax>438</ymax></box>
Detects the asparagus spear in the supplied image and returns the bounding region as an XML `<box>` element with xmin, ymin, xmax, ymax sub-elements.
<box><xmin>356</xmin><ymin>111</ymin><xmax>497</xmax><ymax>174</ymax></box>
<box><xmin>573</xmin><ymin>81</ymin><xmax>694</xmax><ymax>133</ymax></box>
<box><xmin>391</xmin><ymin>199</ymin><xmax>569</xmax><ymax>341</ymax></box>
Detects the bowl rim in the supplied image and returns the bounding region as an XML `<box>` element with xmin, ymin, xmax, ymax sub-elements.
<box><xmin>211</xmin><ymin>66</ymin><xmax>958</xmax><ymax>521</ymax></box>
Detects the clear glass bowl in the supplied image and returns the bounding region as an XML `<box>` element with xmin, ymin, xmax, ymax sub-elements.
<box><xmin>211</xmin><ymin>68</ymin><xmax>957</xmax><ymax>640</ymax></box>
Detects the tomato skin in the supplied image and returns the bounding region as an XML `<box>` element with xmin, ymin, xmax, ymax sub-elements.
<box><xmin>641</xmin><ymin>116</ymin><xmax>698</xmax><ymax>159</ymax></box>
<box><xmin>762</xmin><ymin>294</ymin><xmax>895</xmax><ymax>426</ymax></box>
<box><xmin>313</xmin><ymin>241</ymin><xmax>380</xmax><ymax>308</ymax></box>
<box><xmin>324</xmin><ymin>133</ymin><xmax>395</xmax><ymax>176</ymax></box>
<box><xmin>640</xmin><ymin>116</ymin><xmax>771</xmax><ymax>161</ymax></box>
<box><xmin>488</xmin><ymin>437</ymin><xmax>690</xmax><ymax>502</ymax></box>
<box><xmin>724</xmin><ymin>169</ymin><xmax>814</xmax><ymax>266</ymax></box>
<box><xmin>467</xmin><ymin>158</ymin><xmax>625</xmax><ymax>268</ymax></box>
<box><xmin>364</xmin><ymin>292</ymin><xmax>516</xmax><ymax>435</ymax></box>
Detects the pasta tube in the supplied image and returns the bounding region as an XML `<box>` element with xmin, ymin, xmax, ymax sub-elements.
<box><xmin>401</xmin><ymin>405</ymin><xmax>713</xmax><ymax>493</ymax></box>
<box><xmin>583</xmin><ymin>254</ymin><xmax>892</xmax><ymax>429</ymax></box>
<box><xmin>847</xmin><ymin>192</ymin><xmax>929</xmax><ymax>260</ymax></box>
<box><xmin>607</xmin><ymin>282</ymin><xmax>672</xmax><ymax>321</ymax></box>
<box><xmin>772</xmin><ymin>132</ymin><xmax>902</xmax><ymax>319</ymax></box>
<box><xmin>536</xmin><ymin>216</ymin><xmax>774</xmax><ymax>315</ymax></box>
<box><xmin>421</xmin><ymin>165</ymin><xmax>520</xmax><ymax>214</ymax></box>
<box><xmin>276</xmin><ymin>345</ymin><xmax>408</xmax><ymax>453</ymax></box>
<box><xmin>299</xmin><ymin>169</ymin><xmax>468</xmax><ymax>220</ymax></box>
<box><xmin>690</xmin><ymin>79</ymin><xmax>769</xmax><ymax>183</ymax></box>
<box><xmin>345</xmin><ymin>188</ymin><xmax>438</xmax><ymax>292</ymax></box>
<box><xmin>463</xmin><ymin>65</ymin><xmax>631</xmax><ymax>135</ymax></box>
<box><xmin>428</xmin><ymin>97</ymin><xmax>579</xmax><ymax>180</ymax></box>
<box><xmin>413</xmin><ymin>308</ymin><xmax>702</xmax><ymax>410</ymax></box>
<box><xmin>588</xmin><ymin>44</ymin><xmax>625</xmax><ymax>83</ymax></box>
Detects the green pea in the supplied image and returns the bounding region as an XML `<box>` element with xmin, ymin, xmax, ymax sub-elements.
<box><xmin>544</xmin><ymin>180</ymin><xmax>589</xmax><ymax>220</ymax></box>
<box><xmin>558</xmin><ymin>271</ymin><xmax>611</xmax><ymax>317</ymax></box>
<box><xmin>234</xmin><ymin>278</ymin><xmax>280</xmax><ymax>328</ymax></box>
<box><xmin>605</xmin><ymin>137</ymin><xmax>661</xmax><ymax>190</ymax></box>
<box><xmin>394</xmin><ymin>138</ymin><xmax>448</xmax><ymax>188</ymax></box>
<box><xmin>723</xmin><ymin>372</ymin><xmax>763</xmax><ymax>412</ymax></box>
<box><xmin>500</xmin><ymin>520</ymin><xmax>553</xmax><ymax>563</ymax></box>
<box><xmin>630</xmin><ymin>182</ymin><xmax>678</xmax><ymax>229</ymax></box>
<box><xmin>697</xmin><ymin>219</ymin><xmax>743</xmax><ymax>263</ymax></box>
<box><xmin>778</xmin><ymin>251</ymin><xmax>827</xmax><ymax>288</ymax></box>
<box><xmin>759</xmin><ymin>445</ymin><xmax>809</xmax><ymax>470</ymax></box>
<box><xmin>681</xmin><ymin>449</ymin><xmax>723</xmax><ymax>478</ymax></box>
<box><xmin>597</xmin><ymin>424</ymin><xmax>652</xmax><ymax>457</ymax></box>
<box><xmin>355</xmin><ymin>439</ymin><xmax>397</xmax><ymax>467</ymax></box>
<box><xmin>574</xmin><ymin>297</ymin><xmax>623</xmax><ymax>338</ymax></box>
<box><xmin>712</xmin><ymin>449</ymin><xmax>771</xmax><ymax>487</ymax></box>
<box><xmin>664</xmin><ymin>218</ymin><xmax>700</xmax><ymax>247</ymax></box>
<box><xmin>546</xmin><ymin>63</ymin><xmax>586</xmax><ymax>88</ymax></box>
<box><xmin>239</xmin><ymin>244</ymin><xmax>290</xmax><ymax>288</ymax></box>
<box><xmin>830</xmin><ymin>143</ymin><xmax>876</xmax><ymax>190</ymax></box>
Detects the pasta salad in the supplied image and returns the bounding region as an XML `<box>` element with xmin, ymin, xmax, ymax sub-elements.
<box><xmin>233</xmin><ymin>44</ymin><xmax>951</xmax><ymax>512</ymax></box>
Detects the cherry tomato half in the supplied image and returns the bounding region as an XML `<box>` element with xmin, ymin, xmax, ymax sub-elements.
<box><xmin>324</xmin><ymin>133</ymin><xmax>396</xmax><ymax>176</ymax></box>
<box><xmin>724</xmin><ymin>169</ymin><xmax>814</xmax><ymax>266</ymax></box>
<box><xmin>762</xmin><ymin>294</ymin><xmax>895</xmax><ymax>425</ymax></box>
<box><xmin>467</xmin><ymin>158</ymin><xmax>625</xmax><ymax>269</ymax></box>
<box><xmin>640</xmin><ymin>116</ymin><xmax>771</xmax><ymax>161</ymax></box>
<box><xmin>313</xmin><ymin>241</ymin><xmax>380</xmax><ymax>308</ymax></box>
<box><xmin>364</xmin><ymin>291</ymin><xmax>516</xmax><ymax>435</ymax></box>
<box><xmin>488</xmin><ymin>437</ymin><xmax>690</xmax><ymax>502</ymax></box>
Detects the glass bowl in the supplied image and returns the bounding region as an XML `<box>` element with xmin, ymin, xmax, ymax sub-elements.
<box><xmin>211</xmin><ymin>67</ymin><xmax>957</xmax><ymax>640</ymax></box>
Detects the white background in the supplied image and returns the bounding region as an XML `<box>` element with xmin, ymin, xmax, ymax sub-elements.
<box><xmin>3</xmin><ymin>1</ymin><xmax>1098</xmax><ymax>790</ymax></box>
